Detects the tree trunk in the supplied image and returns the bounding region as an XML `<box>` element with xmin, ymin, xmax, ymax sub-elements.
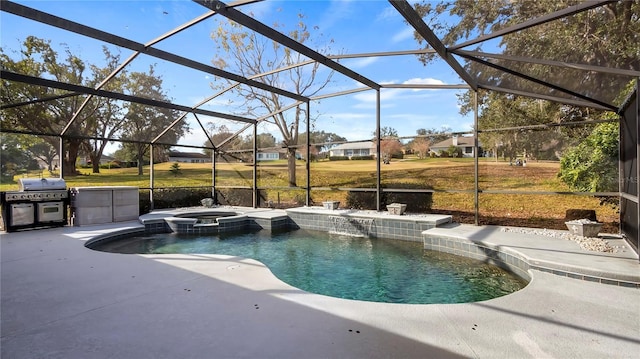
<box><xmin>287</xmin><ymin>147</ymin><xmax>297</xmax><ymax>187</ymax></box>
<box><xmin>137</xmin><ymin>151</ymin><xmax>144</xmax><ymax>176</ymax></box>
<box><xmin>89</xmin><ymin>140</ymin><xmax>111</xmax><ymax>174</ymax></box>
<box><xmin>92</xmin><ymin>160</ymin><xmax>100</xmax><ymax>174</ymax></box>
<box><xmin>62</xmin><ymin>140</ymin><xmax>81</xmax><ymax>176</ymax></box>
<box><xmin>89</xmin><ymin>151</ymin><xmax>100</xmax><ymax>174</ymax></box>
<box><xmin>63</xmin><ymin>158</ymin><xmax>76</xmax><ymax>176</ymax></box>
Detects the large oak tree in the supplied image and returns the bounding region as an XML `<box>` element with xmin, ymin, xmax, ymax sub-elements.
<box><xmin>210</xmin><ymin>14</ymin><xmax>335</xmax><ymax>187</ymax></box>
<box><xmin>1</xmin><ymin>37</ymin><xmax>178</xmax><ymax>176</ymax></box>
<box><xmin>413</xmin><ymin>1</ymin><xmax>639</xmax><ymax>162</ymax></box>
<box><xmin>1</xmin><ymin>37</ymin><xmax>107</xmax><ymax>176</ymax></box>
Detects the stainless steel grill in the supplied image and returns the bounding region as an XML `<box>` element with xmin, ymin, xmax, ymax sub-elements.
<box><xmin>1</xmin><ymin>178</ymin><xmax>69</xmax><ymax>232</ymax></box>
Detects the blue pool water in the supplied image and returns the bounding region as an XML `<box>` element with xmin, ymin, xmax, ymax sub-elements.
<box><xmin>91</xmin><ymin>229</ymin><xmax>528</xmax><ymax>304</ymax></box>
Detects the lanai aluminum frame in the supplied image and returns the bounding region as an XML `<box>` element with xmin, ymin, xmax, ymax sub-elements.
<box><xmin>1</xmin><ymin>0</ymin><xmax>638</xmax><ymax>251</ymax></box>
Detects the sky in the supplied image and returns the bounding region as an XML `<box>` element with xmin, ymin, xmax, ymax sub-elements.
<box><xmin>1</xmin><ymin>0</ymin><xmax>475</xmax><ymax>154</ymax></box>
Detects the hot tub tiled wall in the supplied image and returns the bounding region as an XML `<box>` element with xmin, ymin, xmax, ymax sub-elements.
<box><xmin>142</xmin><ymin>211</ymin><xmax>289</xmax><ymax>234</ymax></box>
<box><xmin>286</xmin><ymin>208</ymin><xmax>451</xmax><ymax>242</ymax></box>
<box><xmin>423</xmin><ymin>233</ymin><xmax>639</xmax><ymax>287</ymax></box>
<box><xmin>142</xmin><ymin>218</ymin><xmax>171</xmax><ymax>233</ymax></box>
<box><xmin>250</xmin><ymin>215</ymin><xmax>289</xmax><ymax>231</ymax></box>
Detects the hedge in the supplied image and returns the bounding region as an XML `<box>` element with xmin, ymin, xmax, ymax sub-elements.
<box><xmin>139</xmin><ymin>187</ymin><xmax>212</xmax><ymax>214</ymax></box>
<box><xmin>138</xmin><ymin>187</ymin><xmax>269</xmax><ymax>214</ymax></box>
<box><xmin>345</xmin><ymin>183</ymin><xmax>433</xmax><ymax>212</ymax></box>
<box><xmin>351</xmin><ymin>155</ymin><xmax>374</xmax><ymax>160</ymax></box>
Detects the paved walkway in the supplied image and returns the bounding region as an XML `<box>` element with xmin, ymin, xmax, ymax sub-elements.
<box><xmin>1</xmin><ymin>220</ymin><xmax>639</xmax><ymax>358</ymax></box>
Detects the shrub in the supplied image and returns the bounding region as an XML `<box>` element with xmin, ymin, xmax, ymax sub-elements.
<box><xmin>351</xmin><ymin>155</ymin><xmax>374</xmax><ymax>160</ymax></box>
<box><xmin>559</xmin><ymin>122</ymin><xmax>618</xmax><ymax>192</ymax></box>
<box><xmin>329</xmin><ymin>156</ymin><xmax>349</xmax><ymax>161</ymax></box>
<box><xmin>446</xmin><ymin>145</ymin><xmax>463</xmax><ymax>158</ymax></box>
<box><xmin>169</xmin><ymin>162</ymin><xmax>181</xmax><ymax>176</ymax></box>
<box><xmin>99</xmin><ymin>161</ymin><xmax>121</xmax><ymax>169</ymax></box>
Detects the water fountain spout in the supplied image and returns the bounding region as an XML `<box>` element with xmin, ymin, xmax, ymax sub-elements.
<box><xmin>328</xmin><ymin>216</ymin><xmax>374</xmax><ymax>237</ymax></box>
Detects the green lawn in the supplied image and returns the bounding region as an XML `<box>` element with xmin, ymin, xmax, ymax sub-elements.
<box><xmin>1</xmin><ymin>158</ymin><xmax>618</xmax><ymax>230</ymax></box>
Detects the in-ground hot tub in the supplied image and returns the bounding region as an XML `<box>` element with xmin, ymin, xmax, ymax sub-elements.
<box><xmin>191</xmin><ymin>213</ymin><xmax>237</xmax><ymax>224</ymax></box>
<box><xmin>163</xmin><ymin>210</ymin><xmax>248</xmax><ymax>234</ymax></box>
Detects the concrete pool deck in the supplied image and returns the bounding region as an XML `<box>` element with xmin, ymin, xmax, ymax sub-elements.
<box><xmin>1</xmin><ymin>212</ymin><xmax>639</xmax><ymax>358</ymax></box>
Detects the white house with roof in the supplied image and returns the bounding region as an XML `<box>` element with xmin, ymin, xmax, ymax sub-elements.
<box><xmin>78</xmin><ymin>154</ymin><xmax>115</xmax><ymax>166</ymax></box>
<box><xmin>329</xmin><ymin>141</ymin><xmax>376</xmax><ymax>158</ymax></box>
<box><xmin>168</xmin><ymin>151</ymin><xmax>211</xmax><ymax>163</ymax></box>
<box><xmin>256</xmin><ymin>150</ymin><xmax>283</xmax><ymax>161</ymax></box>
<box><xmin>430</xmin><ymin>136</ymin><xmax>482</xmax><ymax>158</ymax></box>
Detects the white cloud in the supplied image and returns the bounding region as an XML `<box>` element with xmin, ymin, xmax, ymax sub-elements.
<box><xmin>375</xmin><ymin>7</ymin><xmax>398</xmax><ymax>22</ymax></box>
<box><xmin>341</xmin><ymin>57</ymin><xmax>378</xmax><ymax>69</ymax></box>
<box><xmin>403</xmin><ymin>77</ymin><xmax>446</xmax><ymax>86</ymax></box>
<box><xmin>350</xmin><ymin>77</ymin><xmax>447</xmax><ymax>107</ymax></box>
<box><xmin>353</xmin><ymin>88</ymin><xmax>402</xmax><ymax>103</ymax></box>
<box><xmin>391</xmin><ymin>27</ymin><xmax>415</xmax><ymax>43</ymax></box>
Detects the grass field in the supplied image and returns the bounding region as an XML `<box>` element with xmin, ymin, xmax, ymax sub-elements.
<box><xmin>1</xmin><ymin>157</ymin><xmax>618</xmax><ymax>231</ymax></box>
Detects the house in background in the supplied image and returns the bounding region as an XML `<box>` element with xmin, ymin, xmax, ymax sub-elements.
<box><xmin>329</xmin><ymin>141</ymin><xmax>375</xmax><ymax>158</ymax></box>
<box><xmin>78</xmin><ymin>154</ymin><xmax>115</xmax><ymax>166</ymax></box>
<box><xmin>168</xmin><ymin>151</ymin><xmax>211</xmax><ymax>163</ymax></box>
<box><xmin>430</xmin><ymin>136</ymin><xmax>482</xmax><ymax>158</ymax></box>
<box><xmin>256</xmin><ymin>150</ymin><xmax>281</xmax><ymax>161</ymax></box>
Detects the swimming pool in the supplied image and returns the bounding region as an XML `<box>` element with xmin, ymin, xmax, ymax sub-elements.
<box><xmin>89</xmin><ymin>228</ymin><xmax>528</xmax><ymax>304</ymax></box>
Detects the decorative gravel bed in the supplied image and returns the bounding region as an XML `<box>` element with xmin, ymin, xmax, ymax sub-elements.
<box><xmin>500</xmin><ymin>227</ymin><xmax>615</xmax><ymax>253</ymax></box>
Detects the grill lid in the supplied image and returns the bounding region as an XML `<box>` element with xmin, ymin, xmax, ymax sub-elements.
<box><xmin>18</xmin><ymin>178</ymin><xmax>67</xmax><ymax>191</ymax></box>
